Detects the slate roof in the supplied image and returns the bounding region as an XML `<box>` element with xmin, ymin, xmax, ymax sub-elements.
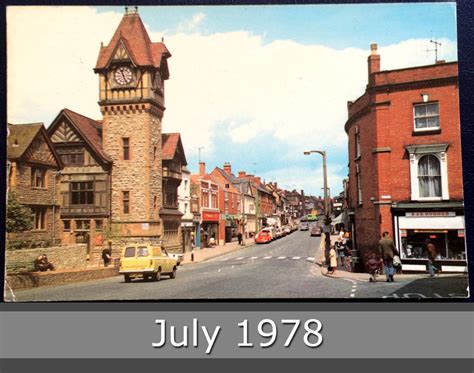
<box><xmin>7</xmin><ymin>123</ymin><xmax>43</xmax><ymax>159</ymax></box>
<box><xmin>95</xmin><ymin>11</ymin><xmax>171</xmax><ymax>76</ymax></box>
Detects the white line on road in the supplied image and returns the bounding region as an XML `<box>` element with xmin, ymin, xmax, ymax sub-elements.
<box><xmin>350</xmin><ymin>294</ymin><xmax>355</xmax><ymax>298</ymax></box>
<box><xmin>277</xmin><ymin>256</ymin><xmax>286</xmax><ymax>259</ymax></box>
<box><xmin>236</xmin><ymin>257</ymin><xmax>245</xmax><ymax>260</ymax></box>
<box><xmin>292</xmin><ymin>257</ymin><xmax>301</xmax><ymax>260</ymax></box>
<box><xmin>250</xmin><ymin>256</ymin><xmax>258</xmax><ymax>260</ymax></box>
<box><xmin>263</xmin><ymin>256</ymin><xmax>272</xmax><ymax>259</ymax></box>
<box><xmin>306</xmin><ymin>257</ymin><xmax>315</xmax><ymax>261</ymax></box>
<box><xmin>351</xmin><ymin>289</ymin><xmax>357</xmax><ymax>293</ymax></box>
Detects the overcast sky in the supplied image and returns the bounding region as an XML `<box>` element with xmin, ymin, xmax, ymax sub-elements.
<box><xmin>7</xmin><ymin>4</ymin><xmax>458</xmax><ymax>196</ymax></box>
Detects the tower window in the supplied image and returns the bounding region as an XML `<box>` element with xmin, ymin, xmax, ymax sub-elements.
<box><xmin>123</xmin><ymin>138</ymin><xmax>130</xmax><ymax>160</ymax></box>
<box><xmin>123</xmin><ymin>191</ymin><xmax>130</xmax><ymax>214</ymax></box>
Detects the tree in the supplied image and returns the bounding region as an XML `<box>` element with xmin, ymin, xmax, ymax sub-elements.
<box><xmin>6</xmin><ymin>192</ymin><xmax>33</xmax><ymax>233</ymax></box>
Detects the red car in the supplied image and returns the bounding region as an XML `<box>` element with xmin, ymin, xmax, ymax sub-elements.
<box><xmin>255</xmin><ymin>230</ymin><xmax>272</xmax><ymax>244</ymax></box>
<box><xmin>310</xmin><ymin>225</ymin><xmax>322</xmax><ymax>237</ymax></box>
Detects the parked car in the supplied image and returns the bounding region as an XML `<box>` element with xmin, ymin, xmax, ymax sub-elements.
<box><xmin>299</xmin><ymin>223</ymin><xmax>309</xmax><ymax>231</ymax></box>
<box><xmin>283</xmin><ymin>226</ymin><xmax>291</xmax><ymax>235</ymax></box>
<box><xmin>165</xmin><ymin>249</ymin><xmax>184</xmax><ymax>266</ymax></box>
<box><xmin>275</xmin><ymin>228</ymin><xmax>285</xmax><ymax>238</ymax></box>
<box><xmin>261</xmin><ymin>226</ymin><xmax>277</xmax><ymax>240</ymax></box>
<box><xmin>310</xmin><ymin>225</ymin><xmax>322</xmax><ymax>236</ymax></box>
<box><xmin>255</xmin><ymin>230</ymin><xmax>272</xmax><ymax>244</ymax></box>
<box><xmin>119</xmin><ymin>244</ymin><xmax>177</xmax><ymax>283</ymax></box>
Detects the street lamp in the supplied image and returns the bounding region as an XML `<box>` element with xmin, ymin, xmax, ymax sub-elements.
<box><xmin>304</xmin><ymin>150</ymin><xmax>331</xmax><ymax>264</ymax></box>
<box><xmin>304</xmin><ymin>150</ymin><xmax>329</xmax><ymax>218</ymax></box>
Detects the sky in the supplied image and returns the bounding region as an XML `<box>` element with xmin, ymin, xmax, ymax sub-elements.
<box><xmin>7</xmin><ymin>3</ymin><xmax>458</xmax><ymax>196</ymax></box>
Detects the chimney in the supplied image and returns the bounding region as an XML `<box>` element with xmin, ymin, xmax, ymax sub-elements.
<box><xmin>223</xmin><ymin>162</ymin><xmax>232</xmax><ymax>175</ymax></box>
<box><xmin>199</xmin><ymin>162</ymin><xmax>205</xmax><ymax>176</ymax></box>
<box><xmin>368</xmin><ymin>43</ymin><xmax>381</xmax><ymax>78</ymax></box>
<box><xmin>238</xmin><ymin>171</ymin><xmax>247</xmax><ymax>178</ymax></box>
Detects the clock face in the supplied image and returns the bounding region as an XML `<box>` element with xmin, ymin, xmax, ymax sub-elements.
<box><xmin>114</xmin><ymin>66</ymin><xmax>133</xmax><ymax>85</ymax></box>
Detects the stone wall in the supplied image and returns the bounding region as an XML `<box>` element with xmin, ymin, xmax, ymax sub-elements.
<box><xmin>6</xmin><ymin>244</ymin><xmax>88</xmax><ymax>272</ymax></box>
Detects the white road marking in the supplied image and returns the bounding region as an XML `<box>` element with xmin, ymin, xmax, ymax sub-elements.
<box><xmin>263</xmin><ymin>256</ymin><xmax>272</xmax><ymax>259</ymax></box>
<box><xmin>351</xmin><ymin>289</ymin><xmax>357</xmax><ymax>293</ymax></box>
<box><xmin>350</xmin><ymin>294</ymin><xmax>355</xmax><ymax>298</ymax></box>
<box><xmin>221</xmin><ymin>258</ymin><xmax>230</xmax><ymax>261</ymax></box>
<box><xmin>307</xmin><ymin>257</ymin><xmax>315</xmax><ymax>261</ymax></box>
<box><xmin>292</xmin><ymin>256</ymin><xmax>301</xmax><ymax>260</ymax></box>
<box><xmin>277</xmin><ymin>256</ymin><xmax>286</xmax><ymax>259</ymax></box>
<box><xmin>236</xmin><ymin>257</ymin><xmax>245</xmax><ymax>260</ymax></box>
<box><xmin>250</xmin><ymin>256</ymin><xmax>258</xmax><ymax>260</ymax></box>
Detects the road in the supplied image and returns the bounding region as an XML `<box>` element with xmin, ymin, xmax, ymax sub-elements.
<box><xmin>11</xmin><ymin>231</ymin><xmax>469</xmax><ymax>301</ymax></box>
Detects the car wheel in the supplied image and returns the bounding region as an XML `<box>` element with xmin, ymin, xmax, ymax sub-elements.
<box><xmin>170</xmin><ymin>267</ymin><xmax>177</xmax><ymax>279</ymax></box>
<box><xmin>153</xmin><ymin>269</ymin><xmax>161</xmax><ymax>282</ymax></box>
<box><xmin>124</xmin><ymin>274</ymin><xmax>131</xmax><ymax>283</ymax></box>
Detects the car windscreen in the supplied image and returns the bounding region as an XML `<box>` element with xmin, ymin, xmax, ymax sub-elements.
<box><xmin>137</xmin><ymin>247</ymin><xmax>149</xmax><ymax>257</ymax></box>
<box><xmin>124</xmin><ymin>247</ymin><xmax>135</xmax><ymax>257</ymax></box>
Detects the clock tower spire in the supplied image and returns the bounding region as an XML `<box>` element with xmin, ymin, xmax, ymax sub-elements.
<box><xmin>94</xmin><ymin>8</ymin><xmax>171</xmax><ymax>240</ymax></box>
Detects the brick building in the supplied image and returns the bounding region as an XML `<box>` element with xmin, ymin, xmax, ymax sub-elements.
<box><xmin>191</xmin><ymin>162</ymin><xmax>220</xmax><ymax>248</ymax></box>
<box><xmin>7</xmin><ymin>123</ymin><xmax>63</xmax><ymax>247</ymax></box>
<box><xmin>346</xmin><ymin>44</ymin><xmax>466</xmax><ymax>272</ymax></box>
<box><xmin>211</xmin><ymin>164</ymin><xmax>242</xmax><ymax>244</ymax></box>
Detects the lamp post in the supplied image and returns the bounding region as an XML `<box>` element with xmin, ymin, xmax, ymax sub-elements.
<box><xmin>304</xmin><ymin>150</ymin><xmax>331</xmax><ymax>265</ymax></box>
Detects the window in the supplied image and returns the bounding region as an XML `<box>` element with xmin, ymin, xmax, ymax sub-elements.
<box><xmin>201</xmin><ymin>189</ymin><xmax>210</xmax><ymax>208</ymax></box>
<box><xmin>211</xmin><ymin>192</ymin><xmax>218</xmax><ymax>209</ymax></box>
<box><xmin>137</xmin><ymin>247</ymin><xmax>149</xmax><ymax>257</ymax></box>
<box><xmin>407</xmin><ymin>144</ymin><xmax>449</xmax><ymax>200</ymax></box>
<box><xmin>418</xmin><ymin>155</ymin><xmax>442</xmax><ymax>197</ymax></box>
<box><xmin>123</xmin><ymin>138</ymin><xmax>130</xmax><ymax>160</ymax></box>
<box><xmin>123</xmin><ymin>191</ymin><xmax>130</xmax><ymax>214</ymax></box>
<box><xmin>184</xmin><ymin>180</ymin><xmax>188</xmax><ymax>191</ymax></box>
<box><xmin>164</xmin><ymin>183</ymin><xmax>177</xmax><ymax>208</ymax></box>
<box><xmin>32</xmin><ymin>207</ymin><xmax>46</xmax><ymax>230</ymax></box>
<box><xmin>124</xmin><ymin>247</ymin><xmax>135</xmax><ymax>257</ymax></box>
<box><xmin>356</xmin><ymin>164</ymin><xmax>362</xmax><ymax>205</ymax></box>
<box><xmin>71</xmin><ymin>181</ymin><xmax>94</xmax><ymax>205</ymax></box>
<box><xmin>31</xmin><ymin>168</ymin><xmax>46</xmax><ymax>188</ymax></box>
<box><xmin>95</xmin><ymin>220</ymin><xmax>103</xmax><ymax>231</ymax></box>
<box><xmin>63</xmin><ymin>220</ymin><xmax>71</xmax><ymax>231</ymax></box>
<box><xmin>184</xmin><ymin>203</ymin><xmax>188</xmax><ymax>214</ymax></box>
<box><xmin>163</xmin><ymin>221</ymin><xmax>179</xmax><ymax>241</ymax></box>
<box><xmin>225</xmin><ymin>183</ymin><xmax>230</xmax><ymax>189</ymax></box>
<box><xmin>75</xmin><ymin>220</ymin><xmax>90</xmax><ymax>230</ymax></box>
<box><xmin>414</xmin><ymin>103</ymin><xmax>440</xmax><ymax>131</ymax></box>
<box><xmin>355</xmin><ymin>127</ymin><xmax>361</xmax><ymax>158</ymax></box>
<box><xmin>57</xmin><ymin>146</ymin><xmax>84</xmax><ymax>165</ymax></box>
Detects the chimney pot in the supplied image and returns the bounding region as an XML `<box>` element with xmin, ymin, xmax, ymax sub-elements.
<box><xmin>370</xmin><ymin>43</ymin><xmax>378</xmax><ymax>55</ymax></box>
<box><xmin>368</xmin><ymin>43</ymin><xmax>381</xmax><ymax>80</ymax></box>
<box><xmin>238</xmin><ymin>171</ymin><xmax>246</xmax><ymax>178</ymax></box>
<box><xmin>223</xmin><ymin>163</ymin><xmax>232</xmax><ymax>175</ymax></box>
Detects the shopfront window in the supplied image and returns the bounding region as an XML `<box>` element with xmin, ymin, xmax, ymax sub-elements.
<box><xmin>401</xmin><ymin>229</ymin><xmax>466</xmax><ymax>260</ymax></box>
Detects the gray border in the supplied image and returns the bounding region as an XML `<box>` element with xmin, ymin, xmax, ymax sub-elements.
<box><xmin>1</xmin><ymin>359</ymin><xmax>473</xmax><ymax>373</ymax></box>
<box><xmin>1</xmin><ymin>302</ymin><xmax>473</xmax><ymax>311</ymax></box>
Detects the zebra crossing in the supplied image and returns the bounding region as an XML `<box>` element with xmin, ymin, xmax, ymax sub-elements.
<box><xmin>219</xmin><ymin>255</ymin><xmax>315</xmax><ymax>263</ymax></box>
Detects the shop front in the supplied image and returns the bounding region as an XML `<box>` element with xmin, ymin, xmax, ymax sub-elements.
<box><xmin>201</xmin><ymin>210</ymin><xmax>220</xmax><ymax>248</ymax></box>
<box><xmin>393</xmin><ymin>204</ymin><xmax>467</xmax><ymax>272</ymax></box>
<box><xmin>224</xmin><ymin>214</ymin><xmax>240</xmax><ymax>243</ymax></box>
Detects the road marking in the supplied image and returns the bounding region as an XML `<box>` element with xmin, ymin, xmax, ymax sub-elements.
<box><xmin>263</xmin><ymin>256</ymin><xmax>272</xmax><ymax>259</ymax></box>
<box><xmin>350</xmin><ymin>294</ymin><xmax>355</xmax><ymax>298</ymax></box>
<box><xmin>277</xmin><ymin>256</ymin><xmax>286</xmax><ymax>259</ymax></box>
<box><xmin>236</xmin><ymin>257</ymin><xmax>245</xmax><ymax>260</ymax></box>
<box><xmin>351</xmin><ymin>289</ymin><xmax>356</xmax><ymax>293</ymax></box>
<box><xmin>250</xmin><ymin>256</ymin><xmax>258</xmax><ymax>260</ymax></box>
<box><xmin>306</xmin><ymin>257</ymin><xmax>315</xmax><ymax>261</ymax></box>
<box><xmin>221</xmin><ymin>258</ymin><xmax>230</xmax><ymax>261</ymax></box>
<box><xmin>292</xmin><ymin>256</ymin><xmax>301</xmax><ymax>260</ymax></box>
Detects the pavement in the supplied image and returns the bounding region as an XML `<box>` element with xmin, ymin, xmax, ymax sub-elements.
<box><xmin>181</xmin><ymin>238</ymin><xmax>253</xmax><ymax>265</ymax></box>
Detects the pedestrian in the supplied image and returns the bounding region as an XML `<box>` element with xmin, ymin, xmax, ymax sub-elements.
<box><xmin>237</xmin><ymin>232</ymin><xmax>243</xmax><ymax>246</ymax></box>
<box><xmin>34</xmin><ymin>254</ymin><xmax>55</xmax><ymax>272</ymax></box>
<box><xmin>426</xmin><ymin>240</ymin><xmax>439</xmax><ymax>277</ymax></box>
<box><xmin>102</xmin><ymin>247</ymin><xmax>112</xmax><ymax>267</ymax></box>
<box><xmin>378</xmin><ymin>231</ymin><xmax>399</xmax><ymax>282</ymax></box>
<box><xmin>327</xmin><ymin>245</ymin><xmax>337</xmax><ymax>274</ymax></box>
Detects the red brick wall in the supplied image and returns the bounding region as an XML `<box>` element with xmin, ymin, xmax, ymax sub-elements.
<box><xmin>346</xmin><ymin>62</ymin><xmax>462</xmax><ymax>268</ymax></box>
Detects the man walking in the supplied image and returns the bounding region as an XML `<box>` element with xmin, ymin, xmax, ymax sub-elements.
<box><xmin>378</xmin><ymin>231</ymin><xmax>399</xmax><ymax>282</ymax></box>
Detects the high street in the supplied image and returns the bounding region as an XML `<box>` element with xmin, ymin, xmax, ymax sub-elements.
<box><xmin>10</xmin><ymin>231</ymin><xmax>468</xmax><ymax>301</ymax></box>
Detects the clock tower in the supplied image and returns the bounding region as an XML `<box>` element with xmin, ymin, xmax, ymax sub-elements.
<box><xmin>94</xmin><ymin>7</ymin><xmax>171</xmax><ymax>240</ymax></box>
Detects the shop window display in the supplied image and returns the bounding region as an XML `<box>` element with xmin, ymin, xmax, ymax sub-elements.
<box><xmin>401</xmin><ymin>230</ymin><xmax>466</xmax><ymax>260</ymax></box>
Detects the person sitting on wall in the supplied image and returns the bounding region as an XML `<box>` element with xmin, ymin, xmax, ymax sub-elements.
<box><xmin>102</xmin><ymin>247</ymin><xmax>112</xmax><ymax>267</ymax></box>
<box><xmin>34</xmin><ymin>254</ymin><xmax>55</xmax><ymax>272</ymax></box>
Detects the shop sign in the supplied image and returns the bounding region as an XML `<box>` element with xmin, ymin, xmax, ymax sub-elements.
<box><xmin>202</xmin><ymin>211</ymin><xmax>219</xmax><ymax>222</ymax></box>
<box><xmin>406</xmin><ymin>211</ymin><xmax>455</xmax><ymax>217</ymax></box>
<box><xmin>458</xmin><ymin>230</ymin><xmax>465</xmax><ymax>238</ymax></box>
<box><xmin>401</xmin><ymin>229</ymin><xmax>407</xmax><ymax>237</ymax></box>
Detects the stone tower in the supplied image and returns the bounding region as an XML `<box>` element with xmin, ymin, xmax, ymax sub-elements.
<box><xmin>94</xmin><ymin>8</ymin><xmax>171</xmax><ymax>240</ymax></box>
